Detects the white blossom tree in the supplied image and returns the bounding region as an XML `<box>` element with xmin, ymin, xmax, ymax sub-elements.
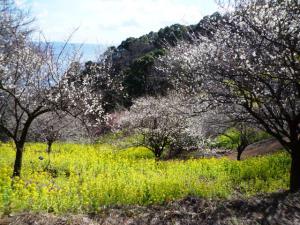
<box><xmin>156</xmin><ymin>0</ymin><xmax>300</xmax><ymax>191</ymax></box>
<box><xmin>0</xmin><ymin>0</ymin><xmax>108</xmax><ymax>177</ymax></box>
<box><xmin>114</xmin><ymin>93</ymin><xmax>207</xmax><ymax>158</ymax></box>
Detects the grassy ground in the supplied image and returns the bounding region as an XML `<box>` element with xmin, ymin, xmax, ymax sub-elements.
<box><xmin>0</xmin><ymin>142</ymin><xmax>290</xmax><ymax>215</ymax></box>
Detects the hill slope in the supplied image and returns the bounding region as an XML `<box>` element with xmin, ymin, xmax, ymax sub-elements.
<box><xmin>94</xmin><ymin>12</ymin><xmax>222</xmax><ymax>104</ymax></box>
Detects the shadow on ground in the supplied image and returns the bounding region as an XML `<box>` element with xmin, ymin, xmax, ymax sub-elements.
<box><xmin>1</xmin><ymin>191</ymin><xmax>300</xmax><ymax>225</ymax></box>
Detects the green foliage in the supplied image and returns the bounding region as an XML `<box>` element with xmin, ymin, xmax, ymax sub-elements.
<box><xmin>214</xmin><ymin>128</ymin><xmax>241</xmax><ymax>149</ymax></box>
<box><xmin>97</xmin><ymin>131</ymin><xmax>143</xmax><ymax>149</ymax></box>
<box><xmin>157</xmin><ymin>24</ymin><xmax>189</xmax><ymax>46</ymax></box>
<box><xmin>123</xmin><ymin>49</ymin><xmax>167</xmax><ymax>99</ymax></box>
<box><xmin>0</xmin><ymin>142</ymin><xmax>289</xmax><ymax>214</ymax></box>
<box><xmin>118</xmin><ymin>24</ymin><xmax>188</xmax><ymax>52</ymax></box>
<box><xmin>212</xmin><ymin>128</ymin><xmax>271</xmax><ymax>150</ymax></box>
<box><xmin>119</xmin><ymin>37</ymin><xmax>137</xmax><ymax>50</ymax></box>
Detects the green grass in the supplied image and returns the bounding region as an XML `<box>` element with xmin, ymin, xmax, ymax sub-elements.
<box><xmin>0</xmin><ymin>142</ymin><xmax>290</xmax><ymax>214</ymax></box>
<box><xmin>211</xmin><ymin>128</ymin><xmax>271</xmax><ymax>149</ymax></box>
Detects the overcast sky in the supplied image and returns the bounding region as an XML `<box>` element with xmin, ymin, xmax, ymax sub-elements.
<box><xmin>17</xmin><ymin>0</ymin><xmax>219</xmax><ymax>45</ymax></box>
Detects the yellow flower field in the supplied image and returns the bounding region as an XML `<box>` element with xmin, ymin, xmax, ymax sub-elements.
<box><xmin>0</xmin><ymin>142</ymin><xmax>290</xmax><ymax>214</ymax></box>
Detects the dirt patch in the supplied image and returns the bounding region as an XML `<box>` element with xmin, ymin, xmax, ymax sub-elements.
<box><xmin>176</xmin><ymin>138</ymin><xmax>284</xmax><ymax>161</ymax></box>
<box><xmin>227</xmin><ymin>138</ymin><xmax>283</xmax><ymax>160</ymax></box>
<box><xmin>2</xmin><ymin>191</ymin><xmax>300</xmax><ymax>225</ymax></box>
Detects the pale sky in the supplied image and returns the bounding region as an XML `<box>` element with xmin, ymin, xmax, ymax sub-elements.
<box><xmin>17</xmin><ymin>0</ymin><xmax>219</xmax><ymax>45</ymax></box>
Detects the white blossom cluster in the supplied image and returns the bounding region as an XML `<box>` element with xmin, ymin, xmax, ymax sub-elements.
<box><xmin>0</xmin><ymin>0</ymin><xmax>112</xmax><ymax>146</ymax></box>
<box><xmin>155</xmin><ymin>0</ymin><xmax>300</xmax><ymax>153</ymax></box>
<box><xmin>112</xmin><ymin>92</ymin><xmax>215</xmax><ymax>157</ymax></box>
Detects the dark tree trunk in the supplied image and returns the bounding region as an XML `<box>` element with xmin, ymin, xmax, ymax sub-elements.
<box><xmin>154</xmin><ymin>147</ymin><xmax>163</xmax><ymax>159</ymax></box>
<box><xmin>237</xmin><ymin>149</ymin><xmax>242</xmax><ymax>161</ymax></box>
<box><xmin>47</xmin><ymin>140</ymin><xmax>54</xmax><ymax>154</ymax></box>
<box><xmin>12</xmin><ymin>142</ymin><xmax>25</xmax><ymax>177</ymax></box>
<box><xmin>11</xmin><ymin>116</ymin><xmax>34</xmax><ymax>178</ymax></box>
<box><xmin>237</xmin><ymin>145</ymin><xmax>247</xmax><ymax>161</ymax></box>
<box><xmin>290</xmin><ymin>148</ymin><xmax>300</xmax><ymax>192</ymax></box>
<box><xmin>155</xmin><ymin>151</ymin><xmax>161</xmax><ymax>158</ymax></box>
